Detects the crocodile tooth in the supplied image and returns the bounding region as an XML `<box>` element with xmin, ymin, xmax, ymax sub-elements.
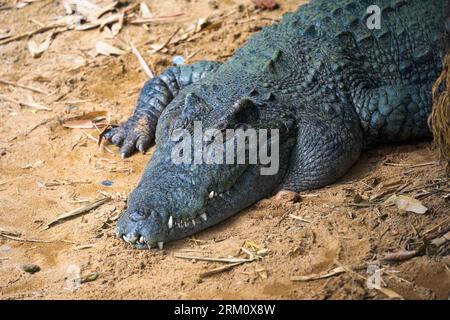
<box><xmin>123</xmin><ymin>235</ymin><xmax>137</xmax><ymax>244</ymax></box>
<box><xmin>200</xmin><ymin>213</ymin><xmax>208</xmax><ymax>221</ymax></box>
<box><xmin>139</xmin><ymin>236</ymin><xmax>145</xmax><ymax>244</ymax></box>
<box><xmin>191</xmin><ymin>219</ymin><xmax>196</xmax><ymax>226</ymax></box>
<box><xmin>209</xmin><ymin>191</ymin><xmax>215</xmax><ymax>199</ymax></box>
<box><xmin>157</xmin><ymin>242</ymin><xmax>164</xmax><ymax>250</ymax></box>
<box><xmin>168</xmin><ymin>216</ymin><xmax>173</xmax><ymax>229</ymax></box>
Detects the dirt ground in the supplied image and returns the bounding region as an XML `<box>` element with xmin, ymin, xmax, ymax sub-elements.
<box><xmin>0</xmin><ymin>0</ymin><xmax>449</xmax><ymax>300</ymax></box>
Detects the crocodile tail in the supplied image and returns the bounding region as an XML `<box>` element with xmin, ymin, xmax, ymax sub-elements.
<box><xmin>430</xmin><ymin>52</ymin><xmax>450</xmax><ymax>174</ymax></box>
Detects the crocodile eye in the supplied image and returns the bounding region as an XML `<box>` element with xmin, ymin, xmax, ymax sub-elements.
<box><xmin>129</xmin><ymin>210</ymin><xmax>148</xmax><ymax>222</ymax></box>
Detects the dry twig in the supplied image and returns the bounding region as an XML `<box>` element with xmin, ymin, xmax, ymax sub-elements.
<box><xmin>0</xmin><ymin>78</ymin><xmax>49</xmax><ymax>95</ymax></box>
<box><xmin>45</xmin><ymin>197</ymin><xmax>111</xmax><ymax>229</ymax></box>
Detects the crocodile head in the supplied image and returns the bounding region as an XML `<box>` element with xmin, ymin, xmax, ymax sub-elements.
<box><xmin>116</xmin><ymin>90</ymin><xmax>296</xmax><ymax>249</ymax></box>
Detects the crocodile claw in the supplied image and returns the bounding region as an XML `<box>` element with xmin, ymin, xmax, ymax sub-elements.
<box><xmin>104</xmin><ymin>116</ymin><xmax>154</xmax><ymax>158</ymax></box>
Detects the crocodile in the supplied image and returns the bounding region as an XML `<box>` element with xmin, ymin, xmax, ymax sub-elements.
<box><xmin>104</xmin><ymin>0</ymin><xmax>448</xmax><ymax>249</ymax></box>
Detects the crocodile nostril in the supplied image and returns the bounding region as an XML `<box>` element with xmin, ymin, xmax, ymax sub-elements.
<box><xmin>129</xmin><ymin>210</ymin><xmax>148</xmax><ymax>222</ymax></box>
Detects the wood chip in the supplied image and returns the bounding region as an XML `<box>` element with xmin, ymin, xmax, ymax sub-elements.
<box><xmin>379</xmin><ymin>249</ymin><xmax>420</xmax><ymax>263</ymax></box>
<box><xmin>430</xmin><ymin>231</ymin><xmax>450</xmax><ymax>247</ymax></box>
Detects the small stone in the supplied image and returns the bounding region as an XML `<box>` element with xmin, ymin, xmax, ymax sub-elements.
<box><xmin>252</xmin><ymin>0</ymin><xmax>279</xmax><ymax>10</ymax></box>
<box><xmin>172</xmin><ymin>55</ymin><xmax>185</xmax><ymax>66</ymax></box>
<box><xmin>273</xmin><ymin>190</ymin><xmax>301</xmax><ymax>204</ymax></box>
<box><xmin>101</xmin><ymin>180</ymin><xmax>114</xmax><ymax>187</ymax></box>
<box><xmin>22</xmin><ymin>264</ymin><xmax>41</xmax><ymax>274</ymax></box>
<box><xmin>80</xmin><ymin>272</ymin><xmax>100</xmax><ymax>283</ymax></box>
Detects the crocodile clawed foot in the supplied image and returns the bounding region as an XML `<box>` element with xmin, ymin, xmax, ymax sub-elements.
<box><xmin>103</xmin><ymin>115</ymin><xmax>155</xmax><ymax>158</ymax></box>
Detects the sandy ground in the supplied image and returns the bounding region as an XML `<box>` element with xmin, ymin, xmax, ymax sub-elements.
<box><xmin>0</xmin><ymin>0</ymin><xmax>449</xmax><ymax>300</ymax></box>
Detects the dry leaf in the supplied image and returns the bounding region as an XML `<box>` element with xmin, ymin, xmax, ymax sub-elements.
<box><xmin>27</xmin><ymin>33</ymin><xmax>54</xmax><ymax>58</ymax></box>
<box><xmin>52</xmin><ymin>14</ymin><xmax>85</xmax><ymax>28</ymax></box>
<box><xmin>70</xmin><ymin>0</ymin><xmax>100</xmax><ymax>21</ymax></box>
<box><xmin>16</xmin><ymin>1</ymin><xmax>30</xmax><ymax>9</ymax></box>
<box><xmin>99</xmin><ymin>13</ymin><xmax>121</xmax><ymax>30</ymax></box>
<box><xmin>75</xmin><ymin>22</ymin><xmax>99</xmax><ymax>31</ymax></box>
<box><xmin>63</xmin><ymin>111</ymin><xmax>109</xmax><ymax>129</ymax></box>
<box><xmin>386</xmin><ymin>195</ymin><xmax>428</xmax><ymax>214</ymax></box>
<box><xmin>22</xmin><ymin>160</ymin><xmax>44</xmax><ymax>169</ymax></box>
<box><xmin>62</xmin><ymin>0</ymin><xmax>74</xmax><ymax>14</ymax></box>
<box><xmin>25</xmin><ymin>94</ymin><xmax>51</xmax><ymax>111</ymax></box>
<box><xmin>101</xmin><ymin>26</ymin><xmax>114</xmax><ymax>39</ymax></box>
<box><xmin>111</xmin><ymin>12</ymin><xmax>124</xmax><ymax>36</ymax></box>
<box><xmin>63</xmin><ymin>119</ymin><xmax>95</xmax><ymax>129</ymax></box>
<box><xmin>95</xmin><ymin>41</ymin><xmax>125</xmax><ymax>56</ymax></box>
<box><xmin>195</xmin><ymin>17</ymin><xmax>208</xmax><ymax>33</ymax></box>
<box><xmin>140</xmin><ymin>1</ymin><xmax>153</xmax><ymax>18</ymax></box>
<box><xmin>96</xmin><ymin>1</ymin><xmax>118</xmax><ymax>19</ymax></box>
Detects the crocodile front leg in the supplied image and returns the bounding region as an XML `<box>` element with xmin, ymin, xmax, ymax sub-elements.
<box><xmin>281</xmin><ymin>105</ymin><xmax>363</xmax><ymax>192</ymax></box>
<box><xmin>104</xmin><ymin>61</ymin><xmax>222</xmax><ymax>158</ymax></box>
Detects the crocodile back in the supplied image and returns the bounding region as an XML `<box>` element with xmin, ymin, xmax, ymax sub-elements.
<box><xmin>276</xmin><ymin>0</ymin><xmax>448</xmax><ymax>85</ymax></box>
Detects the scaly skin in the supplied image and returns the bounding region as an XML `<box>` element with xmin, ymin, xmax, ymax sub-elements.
<box><xmin>104</xmin><ymin>0</ymin><xmax>448</xmax><ymax>249</ymax></box>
